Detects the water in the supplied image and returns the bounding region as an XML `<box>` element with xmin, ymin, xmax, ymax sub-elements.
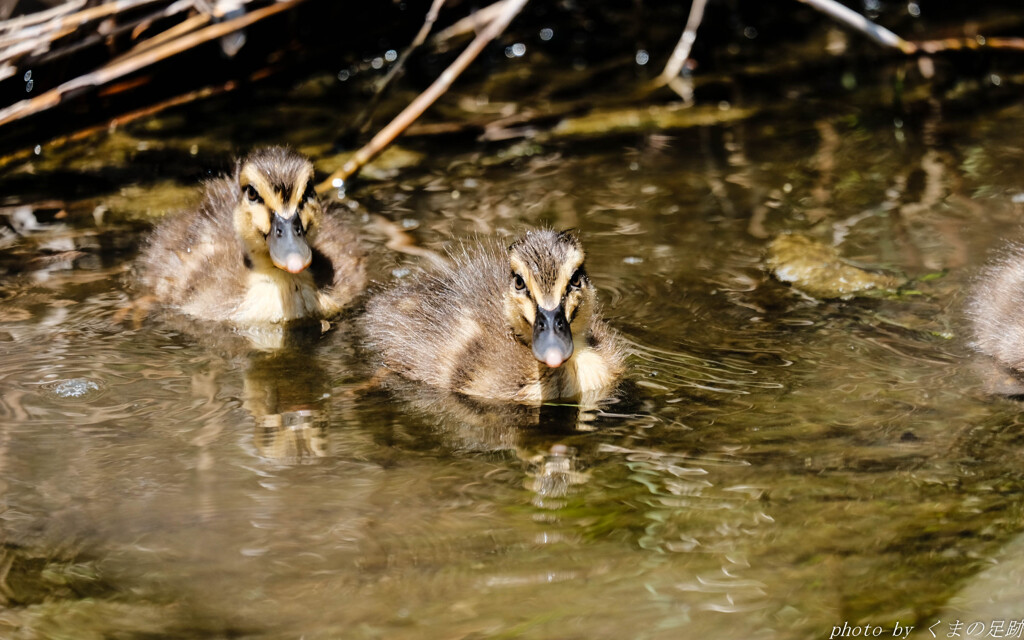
<box><xmin>3</xmin><ymin>59</ymin><xmax>1024</xmax><ymax>640</ymax></box>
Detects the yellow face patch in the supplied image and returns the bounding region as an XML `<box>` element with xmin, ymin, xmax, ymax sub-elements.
<box><xmin>245</xmin><ymin>200</ymin><xmax>271</xmax><ymax>236</ymax></box>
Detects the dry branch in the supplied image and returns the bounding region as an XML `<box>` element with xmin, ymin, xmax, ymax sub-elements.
<box><xmin>798</xmin><ymin>0</ymin><xmax>1024</xmax><ymax>54</ymax></box>
<box><xmin>0</xmin><ymin>0</ymin><xmax>168</xmax><ymax>49</ymax></box>
<box><xmin>0</xmin><ymin>0</ymin><xmax>307</xmax><ymax>129</ymax></box>
<box><xmin>0</xmin><ymin>1</ymin><xmax>210</xmax><ymax>71</ymax></box>
<box><xmin>796</xmin><ymin>0</ymin><xmax>914</xmax><ymax>52</ymax></box>
<box><xmin>120</xmin><ymin>13</ymin><xmax>212</xmax><ymax>59</ymax></box>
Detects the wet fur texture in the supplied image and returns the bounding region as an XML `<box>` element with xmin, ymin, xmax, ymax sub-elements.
<box><xmin>364</xmin><ymin>230</ymin><xmax>626</xmax><ymax>403</ymax></box>
<box><xmin>968</xmin><ymin>242</ymin><xmax>1024</xmax><ymax>371</ymax></box>
<box><xmin>139</xmin><ymin>147</ymin><xmax>366</xmax><ymax>325</ymax></box>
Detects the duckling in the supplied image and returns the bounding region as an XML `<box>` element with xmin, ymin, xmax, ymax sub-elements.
<box><xmin>968</xmin><ymin>244</ymin><xmax>1024</xmax><ymax>372</ymax></box>
<box><xmin>139</xmin><ymin>147</ymin><xmax>366</xmax><ymax>325</ymax></box>
<box><xmin>364</xmin><ymin>229</ymin><xmax>626</xmax><ymax>403</ymax></box>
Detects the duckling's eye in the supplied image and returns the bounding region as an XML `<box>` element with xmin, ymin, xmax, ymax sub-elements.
<box><xmin>568</xmin><ymin>268</ymin><xmax>584</xmax><ymax>289</ymax></box>
<box><xmin>513</xmin><ymin>273</ymin><xmax>526</xmax><ymax>291</ymax></box>
<box><xmin>243</xmin><ymin>184</ymin><xmax>263</xmax><ymax>204</ymax></box>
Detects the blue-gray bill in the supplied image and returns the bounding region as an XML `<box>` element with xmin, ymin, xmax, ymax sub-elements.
<box><xmin>532</xmin><ymin>305</ymin><xmax>574</xmax><ymax>368</ymax></box>
<box><xmin>268</xmin><ymin>212</ymin><xmax>312</xmax><ymax>274</ymax></box>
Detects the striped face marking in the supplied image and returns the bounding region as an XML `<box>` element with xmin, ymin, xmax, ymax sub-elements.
<box><xmin>505</xmin><ymin>230</ymin><xmax>592</xmax><ymax>367</ymax></box>
<box><xmin>234</xmin><ymin>150</ymin><xmax>323</xmax><ymax>274</ymax></box>
<box><xmin>510</xmin><ymin>251</ymin><xmax>585</xmax><ymax>311</ymax></box>
<box><xmin>509</xmin><ymin>238</ymin><xmax>587</xmax><ymax>326</ymax></box>
<box><xmin>239</xmin><ymin>163</ymin><xmax>318</xmax><ymax>236</ymax></box>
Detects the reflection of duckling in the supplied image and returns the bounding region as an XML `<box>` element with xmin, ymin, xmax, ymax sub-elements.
<box><xmin>252</xmin><ymin>409</ymin><xmax>330</xmax><ymax>461</ymax></box>
<box><xmin>969</xmin><ymin>247</ymin><xmax>1024</xmax><ymax>372</ymax></box>
<box><xmin>364</xmin><ymin>229</ymin><xmax>626</xmax><ymax>403</ymax></box>
<box><xmin>526</xmin><ymin>444</ymin><xmax>589</xmax><ymax>506</ymax></box>
<box><xmin>243</xmin><ymin>348</ymin><xmax>331</xmax><ymax>462</ymax></box>
<box><xmin>376</xmin><ymin>373</ymin><xmax>599</xmax><ymax>451</ymax></box>
<box><xmin>139</xmin><ymin>147</ymin><xmax>366</xmax><ymax>325</ymax></box>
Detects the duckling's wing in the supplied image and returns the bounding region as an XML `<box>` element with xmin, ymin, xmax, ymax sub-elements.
<box><xmin>309</xmin><ymin>209</ymin><xmax>367</xmax><ymax>309</ymax></box>
<box><xmin>365</xmin><ymin>241</ymin><xmax>541</xmax><ymax>399</ymax></box>
<box><xmin>139</xmin><ymin>178</ymin><xmax>247</xmax><ymax>315</ymax></box>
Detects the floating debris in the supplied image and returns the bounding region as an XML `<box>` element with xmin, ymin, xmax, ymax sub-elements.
<box><xmin>545</xmin><ymin>103</ymin><xmax>759</xmax><ymax>140</ymax></box>
<box><xmin>765</xmin><ymin>233</ymin><xmax>902</xmax><ymax>300</ymax></box>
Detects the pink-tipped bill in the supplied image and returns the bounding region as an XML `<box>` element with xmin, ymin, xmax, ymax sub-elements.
<box><xmin>543</xmin><ymin>348</ymin><xmax>567</xmax><ymax>368</ymax></box>
<box><xmin>276</xmin><ymin>252</ymin><xmax>311</xmax><ymax>274</ymax></box>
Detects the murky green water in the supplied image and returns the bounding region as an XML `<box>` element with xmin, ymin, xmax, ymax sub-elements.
<box><xmin>5</xmin><ymin>56</ymin><xmax>1024</xmax><ymax>640</ymax></box>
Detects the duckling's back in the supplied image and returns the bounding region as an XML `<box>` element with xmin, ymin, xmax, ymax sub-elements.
<box><xmin>365</xmin><ymin>242</ymin><xmax>536</xmax><ymax>399</ymax></box>
<box><xmin>968</xmin><ymin>244</ymin><xmax>1024</xmax><ymax>371</ymax></box>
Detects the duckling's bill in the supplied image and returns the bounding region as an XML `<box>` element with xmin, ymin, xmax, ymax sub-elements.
<box><xmin>532</xmin><ymin>304</ymin><xmax>574</xmax><ymax>368</ymax></box>
<box><xmin>268</xmin><ymin>211</ymin><xmax>312</xmax><ymax>274</ymax></box>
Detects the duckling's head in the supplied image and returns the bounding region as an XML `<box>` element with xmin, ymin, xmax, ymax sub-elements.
<box><xmin>504</xmin><ymin>229</ymin><xmax>595</xmax><ymax>368</ymax></box>
<box><xmin>232</xmin><ymin>147</ymin><xmax>322</xmax><ymax>274</ymax></box>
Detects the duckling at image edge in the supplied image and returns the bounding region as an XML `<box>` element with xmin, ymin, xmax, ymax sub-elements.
<box><xmin>364</xmin><ymin>229</ymin><xmax>626</xmax><ymax>403</ymax></box>
<box><xmin>967</xmin><ymin>244</ymin><xmax>1024</xmax><ymax>372</ymax></box>
<box><xmin>139</xmin><ymin>147</ymin><xmax>366</xmax><ymax>325</ymax></box>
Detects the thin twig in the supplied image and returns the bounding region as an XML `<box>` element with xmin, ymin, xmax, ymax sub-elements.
<box><xmin>650</xmin><ymin>0</ymin><xmax>707</xmax><ymax>98</ymax></box>
<box><xmin>430</xmin><ymin>0</ymin><xmax>506</xmax><ymax>47</ymax></box>
<box><xmin>916</xmin><ymin>36</ymin><xmax>1024</xmax><ymax>53</ymax></box>
<box><xmin>350</xmin><ymin>0</ymin><xmax>446</xmax><ymax>135</ymax></box>
<box><xmin>317</xmin><ymin>0</ymin><xmax>531</xmax><ymax>191</ymax></box>
<box><xmin>380</xmin><ymin>0</ymin><xmax>447</xmax><ymax>89</ymax></box>
<box><xmin>0</xmin><ymin>0</ymin><xmax>307</xmax><ymax>128</ymax></box>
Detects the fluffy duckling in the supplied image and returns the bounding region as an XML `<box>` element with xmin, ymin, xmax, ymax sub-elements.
<box><xmin>139</xmin><ymin>147</ymin><xmax>366</xmax><ymax>325</ymax></box>
<box><xmin>364</xmin><ymin>229</ymin><xmax>626</xmax><ymax>403</ymax></box>
<box><xmin>968</xmin><ymin>245</ymin><xmax>1024</xmax><ymax>372</ymax></box>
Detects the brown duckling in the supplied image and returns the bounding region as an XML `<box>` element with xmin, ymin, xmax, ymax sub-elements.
<box><xmin>364</xmin><ymin>229</ymin><xmax>626</xmax><ymax>403</ymax></box>
<box><xmin>139</xmin><ymin>147</ymin><xmax>366</xmax><ymax>325</ymax></box>
<box><xmin>968</xmin><ymin>245</ymin><xmax>1024</xmax><ymax>372</ymax></box>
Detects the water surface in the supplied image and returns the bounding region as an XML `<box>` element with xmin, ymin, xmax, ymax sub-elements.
<box><xmin>3</xmin><ymin>58</ymin><xmax>1024</xmax><ymax>640</ymax></box>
